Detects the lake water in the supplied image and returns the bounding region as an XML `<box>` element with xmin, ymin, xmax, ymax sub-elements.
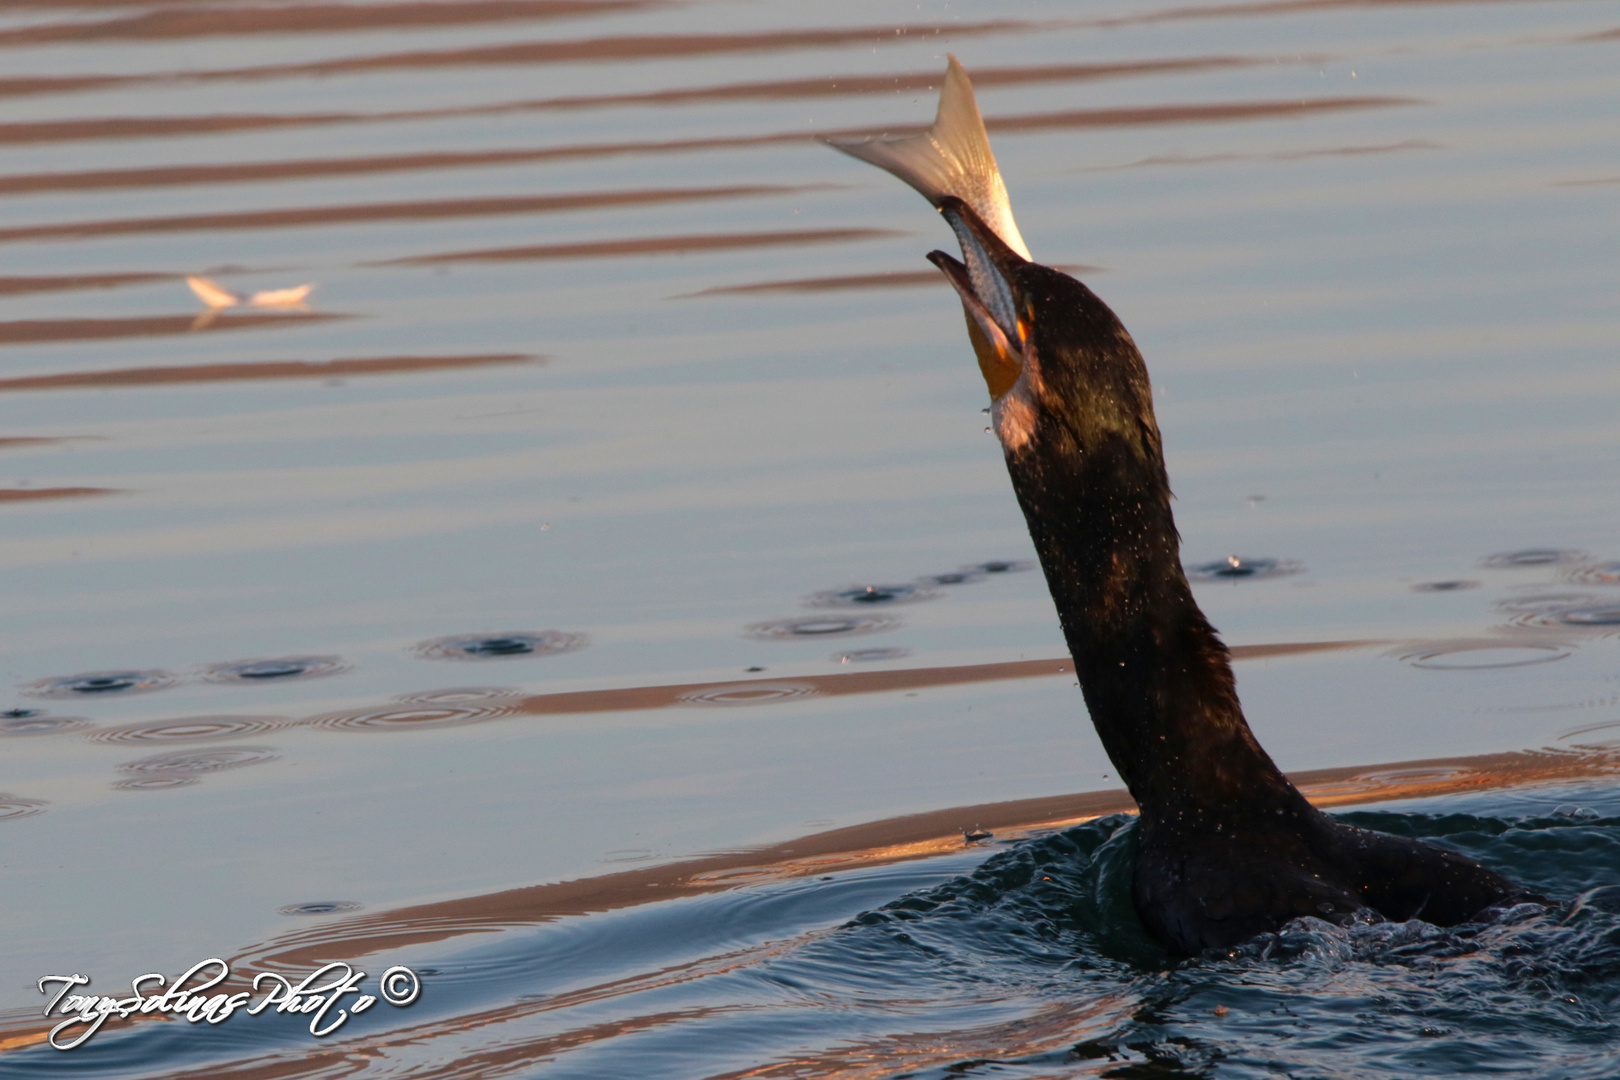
<box><xmin>0</xmin><ymin>0</ymin><xmax>1618</xmax><ymax>1075</ymax></box>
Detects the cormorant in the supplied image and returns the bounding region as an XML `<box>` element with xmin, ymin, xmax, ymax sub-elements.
<box><xmin>826</xmin><ymin>57</ymin><xmax>1526</xmax><ymax>953</ymax></box>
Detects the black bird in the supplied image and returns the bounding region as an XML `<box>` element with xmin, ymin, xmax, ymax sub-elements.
<box><xmin>827</xmin><ymin>57</ymin><xmax>1527</xmax><ymax>953</ymax></box>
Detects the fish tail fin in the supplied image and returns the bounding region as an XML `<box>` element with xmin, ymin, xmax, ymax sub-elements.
<box><xmin>823</xmin><ymin>55</ymin><xmax>1030</xmax><ymax>260</ymax></box>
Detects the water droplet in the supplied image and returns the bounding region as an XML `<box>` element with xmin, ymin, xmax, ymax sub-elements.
<box><xmin>414</xmin><ymin>631</ymin><xmax>585</xmax><ymax>661</ymax></box>
<box><xmin>1187</xmin><ymin>556</ymin><xmax>1301</xmax><ymax>581</ymax></box>
<box><xmin>807</xmin><ymin>583</ymin><xmax>938</xmax><ymax>608</ymax></box>
<box><xmin>22</xmin><ymin>669</ymin><xmax>178</xmax><ymax>699</ymax></box>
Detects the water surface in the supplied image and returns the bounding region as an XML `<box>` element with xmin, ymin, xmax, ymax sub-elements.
<box><xmin>0</xmin><ymin>0</ymin><xmax>1617</xmax><ymax>1074</ymax></box>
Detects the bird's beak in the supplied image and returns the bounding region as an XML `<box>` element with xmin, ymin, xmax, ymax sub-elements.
<box><xmin>928</xmin><ymin>196</ymin><xmax>1029</xmax><ymax>401</ymax></box>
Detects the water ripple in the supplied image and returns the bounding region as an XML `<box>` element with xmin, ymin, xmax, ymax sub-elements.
<box><xmin>0</xmin><ymin>794</ymin><xmax>47</xmax><ymax>820</ymax></box>
<box><xmin>1569</xmin><ymin>561</ymin><xmax>1620</xmax><ymax>586</ymax></box>
<box><xmin>196</xmin><ymin>656</ymin><xmax>350</xmax><ymax>684</ymax></box>
<box><xmin>117</xmin><ymin>746</ymin><xmax>280</xmax><ymax>776</ymax></box>
<box><xmin>305</xmin><ymin>701</ymin><xmax>519</xmax><ymax>733</ymax></box>
<box><xmin>1482</xmin><ymin>548</ymin><xmax>1588</xmax><ymax>569</ymax></box>
<box><xmin>22</xmin><ymin>669</ymin><xmax>178</xmax><ymax>699</ymax></box>
<box><xmin>1400</xmin><ymin>642</ymin><xmax>1574</xmax><ymax>670</ymax></box>
<box><xmin>746</xmin><ymin>614</ymin><xmax>902</xmax><ymax>640</ymax></box>
<box><xmin>0</xmin><ymin>713</ymin><xmax>90</xmax><ymax>737</ymax></box>
<box><xmin>1496</xmin><ymin>594</ymin><xmax>1620</xmax><ymax>632</ymax></box>
<box><xmin>806</xmin><ymin>583</ymin><xmax>939</xmax><ymax>608</ymax></box>
<box><xmin>414</xmin><ymin>631</ymin><xmax>586</xmax><ymax>661</ymax></box>
<box><xmin>87</xmin><ymin>715</ymin><xmax>290</xmax><ymax>746</ymax></box>
<box><xmin>278</xmin><ymin>900</ymin><xmax>365</xmax><ymax>916</ymax></box>
<box><xmin>676</xmin><ymin>682</ymin><xmax>819</xmax><ymax>706</ymax></box>
<box><xmin>393</xmin><ymin>686</ymin><xmax>525</xmax><ymax>705</ymax></box>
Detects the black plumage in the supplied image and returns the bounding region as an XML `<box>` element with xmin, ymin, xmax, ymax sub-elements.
<box><xmin>830</xmin><ymin>61</ymin><xmax>1531</xmax><ymax>953</ymax></box>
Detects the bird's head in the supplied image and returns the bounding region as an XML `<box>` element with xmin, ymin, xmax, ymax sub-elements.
<box><xmin>928</xmin><ymin>196</ymin><xmax>1159</xmax><ymax>463</ymax></box>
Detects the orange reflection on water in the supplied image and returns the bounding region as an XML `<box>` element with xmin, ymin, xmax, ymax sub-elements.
<box><xmin>0</xmin><ymin>93</ymin><xmax>1413</xmax><ymax>209</ymax></box>
<box><xmin>0</xmin><ymin>487</ymin><xmax>119</xmax><ymax>503</ymax></box>
<box><xmin>0</xmin><ymin>0</ymin><xmax>664</xmax><ymax>48</ymax></box>
<box><xmin>167</xmin><ymin>737</ymin><xmax>1615</xmax><ymax>1050</ymax></box>
<box><xmin>1087</xmin><ymin>139</ymin><xmax>1441</xmax><ymax>171</ymax></box>
<box><xmin>0</xmin><ymin>353</ymin><xmax>534</xmax><ymax>391</ymax></box>
<box><xmin>196</xmin><ymin>20</ymin><xmax>1044</xmax><ymax>81</ymax></box>
<box><xmin>382</xmin><ymin>227</ymin><xmax>903</xmax><ymax>265</ymax></box>
<box><xmin>679</xmin><ymin>263</ymin><xmax>1106</xmax><ymax>298</ymax></box>
<box><xmin>0</xmin><ymin>185</ymin><xmax>819</xmax><ymax>244</ymax></box>
<box><xmin>980</xmin><ymin>95</ymin><xmax>1415</xmax><ymax>135</ymax></box>
<box><xmin>0</xmin><ymin>273</ymin><xmax>169</xmax><ymax>297</ymax></box>
<box><xmin>0</xmin><ymin>695</ymin><xmax>1613</xmax><ymax>1061</ymax></box>
<box><xmin>677</xmin><ymin>270</ymin><xmax>956</xmax><ymax>298</ymax></box>
<box><xmin>0</xmin><ymin>312</ymin><xmax>344</xmax><ymax>347</ymax></box>
<box><xmin>0</xmin><ymin>437</ymin><xmax>97</xmax><ymax>450</ymax></box>
<box><xmin>496</xmin><ymin>642</ymin><xmax>1370</xmax><ymax>718</ymax></box>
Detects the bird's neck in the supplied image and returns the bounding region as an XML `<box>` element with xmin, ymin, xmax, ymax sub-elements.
<box><xmin>1005</xmin><ymin>428</ymin><xmax>1303</xmax><ymax>826</ymax></box>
